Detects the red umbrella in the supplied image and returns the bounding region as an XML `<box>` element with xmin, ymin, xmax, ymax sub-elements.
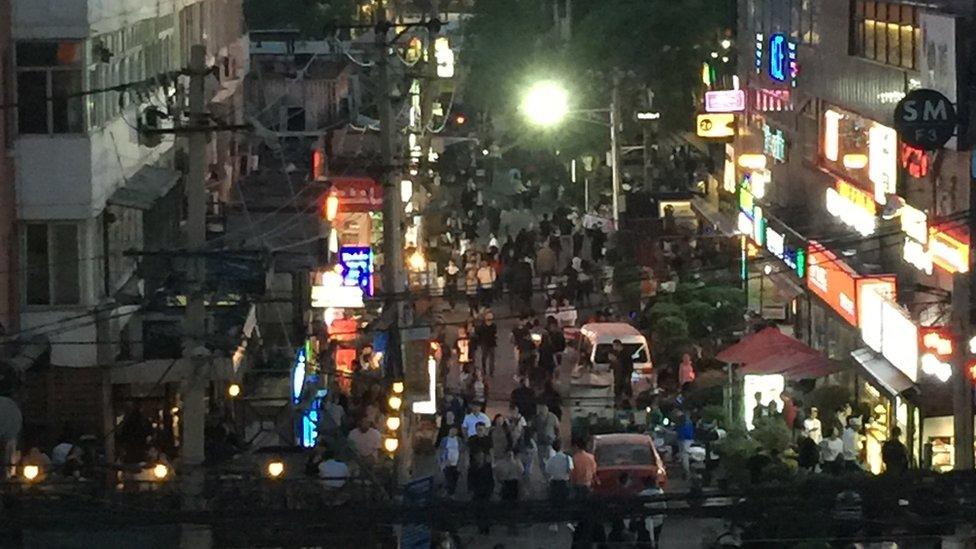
<box><xmin>716</xmin><ymin>327</ymin><xmax>811</xmax><ymax>364</ymax></box>
<box><xmin>783</xmin><ymin>355</ymin><xmax>839</xmax><ymax>380</ymax></box>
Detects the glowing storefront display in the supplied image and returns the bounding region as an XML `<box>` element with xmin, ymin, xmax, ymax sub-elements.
<box><xmin>826</xmin><ymin>180</ymin><xmax>877</xmax><ymax>236</ymax></box>
<box><xmin>868</xmin><ymin>125</ymin><xmax>898</xmax><ymax>204</ymax></box>
<box><xmin>744</xmin><ymin>374</ymin><xmax>785</xmax><ymax>431</ymax></box>
<box><xmin>723</xmin><ymin>144</ymin><xmax>737</xmax><ymax>194</ymax></box>
<box><xmin>807</xmin><ymin>241</ymin><xmax>896</xmax><ymax>327</ymax></box>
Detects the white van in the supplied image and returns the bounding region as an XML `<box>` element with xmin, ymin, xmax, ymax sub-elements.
<box><xmin>577</xmin><ymin>322</ymin><xmax>653</xmax><ymax>383</ymax></box>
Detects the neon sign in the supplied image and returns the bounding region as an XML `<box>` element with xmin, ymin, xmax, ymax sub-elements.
<box><xmin>339</xmin><ymin>246</ymin><xmax>374</xmax><ymax>297</ymax></box>
<box><xmin>763</xmin><ymin>124</ymin><xmax>787</xmax><ymax>162</ymax></box>
<box><xmin>901</xmin><ymin>145</ymin><xmax>930</xmax><ymax>178</ymax></box>
<box><xmin>754</xmin><ymin>33</ymin><xmax>764</xmax><ymax>75</ymax></box>
<box><xmin>769</xmin><ymin>34</ymin><xmax>787</xmax><ymax>82</ymax></box>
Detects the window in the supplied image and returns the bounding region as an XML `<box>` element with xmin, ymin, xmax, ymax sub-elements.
<box><xmin>16</xmin><ymin>41</ymin><xmax>84</xmax><ymax>134</ymax></box>
<box><xmin>24</xmin><ymin>223</ymin><xmax>80</xmax><ymax>305</ymax></box>
<box><xmin>850</xmin><ymin>0</ymin><xmax>918</xmax><ymax>69</ymax></box>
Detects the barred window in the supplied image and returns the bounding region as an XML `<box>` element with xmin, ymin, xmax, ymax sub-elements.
<box><xmin>850</xmin><ymin>0</ymin><xmax>919</xmax><ymax>69</ymax></box>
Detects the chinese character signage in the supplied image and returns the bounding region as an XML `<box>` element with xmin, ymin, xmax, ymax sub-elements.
<box><xmin>339</xmin><ymin>246</ymin><xmax>374</xmax><ymax>296</ymax></box>
<box><xmin>763</xmin><ymin>124</ymin><xmax>787</xmax><ymax>163</ymax></box>
<box><xmin>807</xmin><ymin>241</ymin><xmax>895</xmax><ymax>327</ymax></box>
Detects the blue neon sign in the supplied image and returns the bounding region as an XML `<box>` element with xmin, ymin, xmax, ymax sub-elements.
<box><xmin>769</xmin><ymin>33</ymin><xmax>787</xmax><ymax>82</ymax></box>
<box><xmin>338</xmin><ymin>246</ymin><xmax>374</xmax><ymax>297</ymax></box>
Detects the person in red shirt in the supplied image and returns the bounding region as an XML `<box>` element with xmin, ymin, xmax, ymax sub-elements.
<box><xmin>781</xmin><ymin>392</ymin><xmax>797</xmax><ymax>435</ymax></box>
<box><xmin>569</xmin><ymin>437</ymin><xmax>597</xmax><ymax>499</ymax></box>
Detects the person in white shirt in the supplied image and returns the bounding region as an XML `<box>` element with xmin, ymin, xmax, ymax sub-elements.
<box><xmin>544</xmin><ymin>439</ymin><xmax>574</xmax><ymax>503</ymax></box>
<box><xmin>347</xmin><ymin>418</ymin><xmax>382</xmax><ymax>464</ymax></box>
<box><xmin>318</xmin><ymin>451</ymin><xmax>350</xmax><ymax>489</ymax></box>
<box><xmin>638</xmin><ymin>477</ymin><xmax>666</xmax><ymax>544</ymax></box>
<box><xmin>461</xmin><ymin>403</ymin><xmax>491</xmax><ymax>439</ymax></box>
<box><xmin>437</xmin><ymin>426</ymin><xmax>461</xmax><ymax>496</ymax></box>
<box><xmin>841</xmin><ymin>417</ymin><xmax>862</xmax><ymax>471</ymax></box>
<box><xmin>820</xmin><ymin>427</ymin><xmax>844</xmax><ymax>474</ymax></box>
<box><xmin>803</xmin><ymin>407</ymin><xmax>823</xmax><ymax>444</ymax></box>
<box><xmin>476</xmin><ymin>260</ymin><xmax>497</xmax><ymax>308</ymax></box>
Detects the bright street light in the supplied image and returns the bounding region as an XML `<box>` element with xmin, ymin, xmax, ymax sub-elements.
<box><xmin>522</xmin><ymin>81</ymin><xmax>570</xmax><ymax>127</ymax></box>
<box><xmin>721</xmin><ymin>39</ymin><xmax>733</xmax><ymax>49</ymax></box>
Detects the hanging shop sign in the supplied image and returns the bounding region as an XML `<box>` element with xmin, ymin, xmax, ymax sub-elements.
<box><xmin>826</xmin><ymin>180</ymin><xmax>877</xmax><ymax>236</ymax></box>
<box><xmin>696</xmin><ymin>113</ymin><xmax>736</xmax><ymax>138</ymax></box>
<box><xmin>764</xmin><ymin>223</ymin><xmax>807</xmax><ymax>278</ymax></box>
<box><xmin>705</xmin><ymin>90</ymin><xmax>747</xmax><ymax>113</ymax></box>
<box><xmin>823</xmin><ymin>110</ymin><xmax>842</xmax><ymax>162</ymax></box>
<box><xmin>929</xmin><ymin>226</ymin><xmax>970</xmax><ymax>274</ymax></box>
<box><xmin>762</xmin><ymin>124</ymin><xmax>787</xmax><ymax>163</ymax></box>
<box><xmin>868</xmin><ymin>124</ymin><xmax>898</xmax><ymax>204</ymax></box>
<box><xmin>723</xmin><ymin>144</ymin><xmax>737</xmax><ymax>194</ymax></box>
<box><xmin>434</xmin><ymin>36</ymin><xmax>455</xmax><ymax>78</ymax></box>
<box><xmin>339</xmin><ymin>246</ymin><xmax>374</xmax><ymax>296</ymax></box>
<box><xmin>859</xmin><ymin>286</ymin><xmax>919</xmax><ymax>382</ymax></box>
<box><xmin>768</xmin><ymin>33</ymin><xmax>798</xmax><ymax>87</ymax></box>
<box><xmin>919</xmin><ymin>328</ymin><xmax>954</xmax><ymax>382</ymax></box>
<box><xmin>329</xmin><ymin>176</ymin><xmax>384</xmax><ymax>212</ymax></box>
<box><xmin>900</xmin><ymin>205</ymin><xmax>932</xmax><ymax>274</ymax></box>
<box><xmin>311</xmin><ymin>268</ymin><xmax>365</xmax><ymax>309</ymax></box>
<box><xmin>901</xmin><ymin>145</ymin><xmax>930</xmax><ymax>178</ymax></box>
<box><xmin>894</xmin><ymin>88</ymin><xmax>957</xmax><ymax>150</ymax></box>
<box><xmin>807</xmin><ymin>241</ymin><xmax>896</xmax><ymax>327</ymax></box>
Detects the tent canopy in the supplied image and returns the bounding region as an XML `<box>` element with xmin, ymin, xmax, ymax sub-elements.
<box><xmin>719</xmin><ymin>327</ymin><xmax>837</xmax><ymax>381</ymax></box>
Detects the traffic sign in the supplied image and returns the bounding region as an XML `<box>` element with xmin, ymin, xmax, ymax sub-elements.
<box><xmin>696</xmin><ymin>113</ymin><xmax>736</xmax><ymax>139</ymax></box>
<box><xmin>894</xmin><ymin>89</ymin><xmax>957</xmax><ymax>150</ymax></box>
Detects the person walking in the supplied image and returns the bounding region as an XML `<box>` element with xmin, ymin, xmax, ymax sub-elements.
<box><xmin>545</xmin><ymin>439</ymin><xmax>574</xmax><ymax>510</ymax></box>
<box><xmin>490</xmin><ymin>414</ymin><xmax>512</xmax><ymax>461</ymax></box>
<box><xmin>477</xmin><ymin>311</ymin><xmax>498</xmax><ymax>377</ymax></box>
<box><xmin>461</xmin><ymin>403</ymin><xmax>491</xmax><ymax>440</ymax></box>
<box><xmin>820</xmin><ymin>427</ymin><xmax>844</xmax><ymax>475</ymax></box>
<box><xmin>841</xmin><ymin>417</ymin><xmax>862</xmax><ymax>472</ymax></box>
<box><xmin>444</xmin><ymin>259</ymin><xmax>460</xmax><ymax>310</ymax></box>
<box><xmin>638</xmin><ymin>476</ymin><xmax>666</xmax><ymax>544</ymax></box>
<box><xmin>678</xmin><ymin>353</ymin><xmax>696</xmax><ymax>391</ymax></box>
<box><xmin>468</xmin><ymin>422</ymin><xmax>494</xmax><ymax>500</ymax></box>
<box><xmin>570</xmin><ymin>437</ymin><xmax>597</xmax><ymax>499</ymax></box>
<box><xmin>494</xmin><ymin>450</ymin><xmax>522</xmax><ymax>503</ymax></box>
<box><xmin>454</xmin><ymin>326</ymin><xmax>473</xmax><ymax>377</ymax></box>
<box><xmin>535</xmin><ymin>243</ymin><xmax>557</xmax><ymax>290</ymax></box>
<box><xmin>533</xmin><ymin>403</ymin><xmax>560</xmax><ymax>470</ymax></box>
<box><xmin>677</xmin><ymin>413</ymin><xmax>695</xmax><ymax>479</ymax></box>
<box><xmin>476</xmin><ymin>260</ymin><xmax>497</xmax><ymax>308</ymax></box>
<box><xmin>803</xmin><ymin>407</ymin><xmax>823</xmax><ymax>444</ymax></box>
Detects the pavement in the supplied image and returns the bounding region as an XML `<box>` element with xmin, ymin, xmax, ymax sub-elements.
<box><xmin>406</xmin><ymin>161</ymin><xmax>718</xmax><ymax>547</ymax></box>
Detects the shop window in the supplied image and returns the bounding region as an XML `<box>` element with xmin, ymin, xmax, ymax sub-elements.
<box><xmin>24</xmin><ymin>223</ymin><xmax>81</xmax><ymax>305</ymax></box>
<box><xmin>850</xmin><ymin>0</ymin><xmax>918</xmax><ymax>69</ymax></box>
<box><xmin>15</xmin><ymin>41</ymin><xmax>84</xmax><ymax>134</ymax></box>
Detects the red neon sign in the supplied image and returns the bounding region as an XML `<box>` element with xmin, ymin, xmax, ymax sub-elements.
<box><xmin>901</xmin><ymin>145</ymin><xmax>929</xmax><ymax>178</ymax></box>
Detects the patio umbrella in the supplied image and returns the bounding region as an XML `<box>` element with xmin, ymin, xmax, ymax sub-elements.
<box><xmin>716</xmin><ymin>327</ymin><xmax>812</xmax><ymax>364</ymax></box>
<box><xmin>738</xmin><ymin>349</ymin><xmax>823</xmax><ymax>376</ymax></box>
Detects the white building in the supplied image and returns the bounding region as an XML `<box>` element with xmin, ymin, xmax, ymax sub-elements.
<box><xmin>11</xmin><ymin>0</ymin><xmax>249</xmax><ymax>370</ymax></box>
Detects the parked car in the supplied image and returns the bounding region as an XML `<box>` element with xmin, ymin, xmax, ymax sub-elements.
<box><xmin>592</xmin><ymin>433</ymin><xmax>667</xmax><ymax>496</ymax></box>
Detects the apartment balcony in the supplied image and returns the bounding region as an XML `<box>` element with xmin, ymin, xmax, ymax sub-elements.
<box><xmin>12</xmin><ymin>0</ymin><xmax>191</xmax><ymax>39</ymax></box>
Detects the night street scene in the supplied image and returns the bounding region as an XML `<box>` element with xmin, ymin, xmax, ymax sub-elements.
<box><xmin>6</xmin><ymin>0</ymin><xmax>976</xmax><ymax>547</ymax></box>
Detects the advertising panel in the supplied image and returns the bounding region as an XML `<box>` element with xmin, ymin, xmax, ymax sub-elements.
<box><xmin>868</xmin><ymin>124</ymin><xmax>898</xmax><ymax>204</ymax></box>
<box><xmin>705</xmin><ymin>90</ymin><xmax>747</xmax><ymax>113</ymax></box>
<box><xmin>825</xmin><ymin>180</ymin><xmax>877</xmax><ymax>236</ymax></box>
<box><xmin>929</xmin><ymin>226</ymin><xmax>970</xmax><ymax>274</ymax></box>
<box><xmin>807</xmin><ymin>241</ymin><xmax>895</xmax><ymax>327</ymax></box>
<box><xmin>920</xmin><ymin>12</ymin><xmax>958</xmax><ymax>148</ymax></box>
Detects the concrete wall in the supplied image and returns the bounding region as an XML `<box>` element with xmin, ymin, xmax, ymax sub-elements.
<box><xmin>0</xmin><ymin>0</ymin><xmax>16</xmax><ymax>331</ymax></box>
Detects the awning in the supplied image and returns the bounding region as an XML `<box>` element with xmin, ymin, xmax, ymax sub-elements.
<box><xmin>108</xmin><ymin>166</ymin><xmax>180</xmax><ymax>210</ymax></box>
<box><xmin>767</xmin><ymin>271</ymin><xmax>805</xmax><ymax>301</ymax></box>
<box><xmin>850</xmin><ymin>347</ymin><xmax>916</xmax><ymax>398</ymax></box>
<box><xmin>690</xmin><ymin>198</ymin><xmax>737</xmax><ymax>237</ymax></box>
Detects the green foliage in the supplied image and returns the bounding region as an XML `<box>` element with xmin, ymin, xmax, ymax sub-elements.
<box><xmin>612</xmin><ymin>258</ymin><xmax>642</xmax><ymax>312</ymax></box>
<box><xmin>682</xmin><ymin>300</ymin><xmax>714</xmax><ymax>338</ymax></box>
<box><xmin>700</xmin><ymin>404</ymin><xmax>728</xmax><ymax>428</ymax></box>
<box><xmin>805</xmin><ymin>384</ymin><xmax>853</xmax><ymax>419</ymax></box>
<box><xmin>715</xmin><ymin>427</ymin><xmax>758</xmax><ymax>487</ymax></box>
<box><xmin>751</xmin><ymin>416</ymin><xmax>792</xmax><ymax>453</ymax></box>
<box><xmin>646</xmin><ymin>301</ymin><xmax>685</xmax><ymax>326</ymax></box>
<box><xmin>244</xmin><ymin>0</ymin><xmax>358</xmax><ymax>35</ymax></box>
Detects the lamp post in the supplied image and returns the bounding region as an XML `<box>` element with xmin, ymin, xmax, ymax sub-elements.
<box><xmin>522</xmin><ymin>79</ymin><xmax>622</xmax><ymax>226</ymax></box>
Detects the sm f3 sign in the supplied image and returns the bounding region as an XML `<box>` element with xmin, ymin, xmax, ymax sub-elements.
<box><xmin>894</xmin><ymin>88</ymin><xmax>957</xmax><ymax>150</ymax></box>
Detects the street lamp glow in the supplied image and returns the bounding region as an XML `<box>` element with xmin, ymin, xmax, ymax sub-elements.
<box><xmin>386</xmin><ymin>416</ymin><xmax>401</xmax><ymax>430</ymax></box>
<box><xmin>22</xmin><ymin>465</ymin><xmax>39</xmax><ymax>482</ymax></box>
<box><xmin>522</xmin><ymin>81</ymin><xmax>570</xmax><ymax>127</ymax></box>
<box><xmin>721</xmin><ymin>39</ymin><xmax>733</xmax><ymax>49</ymax></box>
<box><xmin>227</xmin><ymin>383</ymin><xmax>241</xmax><ymax>398</ymax></box>
<box><xmin>152</xmin><ymin>463</ymin><xmax>170</xmax><ymax>480</ymax></box>
<box><xmin>266</xmin><ymin>460</ymin><xmax>285</xmax><ymax>479</ymax></box>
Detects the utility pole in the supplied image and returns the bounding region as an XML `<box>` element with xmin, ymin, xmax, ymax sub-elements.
<box><xmin>181</xmin><ymin>44</ymin><xmax>212</xmax><ymax>549</ymax></box>
<box><xmin>609</xmin><ymin>72</ymin><xmax>622</xmax><ymax>228</ymax></box>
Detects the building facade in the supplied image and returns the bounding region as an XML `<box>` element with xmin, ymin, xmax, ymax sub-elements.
<box><xmin>732</xmin><ymin>0</ymin><xmax>975</xmax><ymax>471</ymax></box>
<box><xmin>10</xmin><ymin>0</ymin><xmax>250</xmax><ymax>445</ymax></box>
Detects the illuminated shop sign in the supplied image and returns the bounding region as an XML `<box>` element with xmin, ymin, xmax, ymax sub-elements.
<box><xmin>826</xmin><ymin>180</ymin><xmax>877</xmax><ymax>236</ymax></box>
<box><xmin>723</xmin><ymin>145</ymin><xmax>737</xmax><ymax>194</ymax></box>
<box><xmin>929</xmin><ymin>227</ymin><xmax>970</xmax><ymax>274</ymax></box>
<box><xmin>901</xmin><ymin>145</ymin><xmax>930</xmax><ymax>178</ymax></box>
<box><xmin>705</xmin><ymin>90</ymin><xmax>747</xmax><ymax>113</ymax></box>
<box><xmin>339</xmin><ymin>246</ymin><xmax>374</xmax><ymax>296</ymax></box>
<box><xmin>859</xmin><ymin>286</ymin><xmax>919</xmax><ymax>382</ymax></box>
<box><xmin>754</xmin><ymin>33</ymin><xmax>763</xmax><ymax>74</ymax></box>
<box><xmin>763</xmin><ymin>124</ymin><xmax>787</xmax><ymax>163</ymax></box>
<box><xmin>868</xmin><ymin>124</ymin><xmax>898</xmax><ymax>204</ymax></box>
<box><xmin>753</xmin><ymin>88</ymin><xmax>792</xmax><ymax>112</ymax></box>
<box><xmin>768</xmin><ymin>33</ymin><xmax>798</xmax><ymax>86</ymax></box>
<box><xmin>765</xmin><ymin>225</ymin><xmax>807</xmax><ymax>278</ymax></box>
<box><xmin>806</xmin><ymin>241</ymin><xmax>896</xmax><ymax>327</ymax></box>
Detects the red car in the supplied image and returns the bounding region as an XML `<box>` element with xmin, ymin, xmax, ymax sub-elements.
<box><xmin>591</xmin><ymin>433</ymin><xmax>667</xmax><ymax>497</ymax></box>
